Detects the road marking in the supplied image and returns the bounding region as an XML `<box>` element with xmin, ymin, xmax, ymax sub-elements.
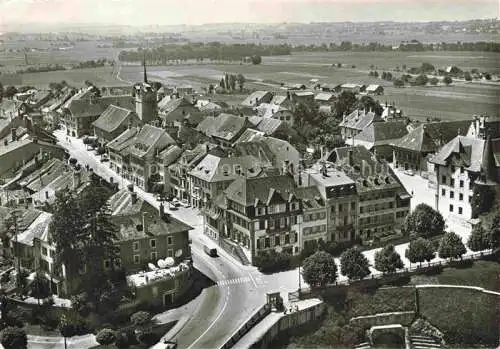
<box><xmin>216</xmin><ymin>276</ymin><xmax>251</xmax><ymax>286</ymax></box>
<box><xmin>188</xmin><ymin>246</ymin><xmax>230</xmax><ymax>349</ymax></box>
<box><xmin>248</xmin><ymin>272</ymin><xmax>258</xmax><ymax>288</ymax></box>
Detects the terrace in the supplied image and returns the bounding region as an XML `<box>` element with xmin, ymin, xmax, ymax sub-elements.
<box><xmin>127</xmin><ymin>261</ymin><xmax>191</xmax><ymax>287</ymax></box>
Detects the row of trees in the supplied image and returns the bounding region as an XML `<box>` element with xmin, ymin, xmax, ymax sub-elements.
<box><xmin>302</xmin><ymin>223</ymin><xmax>498</xmax><ymax>289</ymax></box>
<box><xmin>118</xmin><ymin>43</ymin><xmax>290</xmax><ymax>63</ymax></box>
<box><xmin>217</xmin><ymin>73</ymin><xmax>246</xmax><ymax>92</ymax></box>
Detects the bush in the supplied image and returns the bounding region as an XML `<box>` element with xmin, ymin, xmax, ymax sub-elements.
<box><xmin>254</xmin><ymin>250</ymin><xmax>294</xmax><ymax>273</ymax></box>
<box><xmin>0</xmin><ymin>326</ymin><xmax>27</xmax><ymax>349</ymax></box>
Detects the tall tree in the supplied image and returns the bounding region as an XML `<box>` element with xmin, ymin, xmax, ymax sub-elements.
<box><xmin>405</xmin><ymin>238</ymin><xmax>435</xmax><ymax>266</ymax></box>
<box><xmin>4</xmin><ymin>86</ymin><xmax>18</xmax><ymax>99</ymax></box>
<box><xmin>96</xmin><ymin>329</ymin><xmax>117</xmax><ymax>348</ymax></box>
<box><xmin>438</xmin><ymin>232</ymin><xmax>466</xmax><ymax>260</ymax></box>
<box><xmin>302</xmin><ymin>251</ymin><xmax>337</xmax><ymax>288</ymax></box>
<box><xmin>237</xmin><ymin>73</ymin><xmax>245</xmax><ymax>91</ymax></box>
<box><xmin>374</xmin><ymin>244</ymin><xmax>403</xmax><ymax>274</ymax></box>
<box><xmin>219</xmin><ymin>77</ymin><xmax>226</xmax><ymax>90</ymax></box>
<box><xmin>335</xmin><ymin>91</ymin><xmax>357</xmax><ymax>118</ymax></box>
<box><xmin>443</xmin><ymin>76</ymin><xmax>453</xmax><ymax>85</ymax></box>
<box><xmin>402</xmin><ymin>204</ymin><xmax>445</xmax><ymax>238</ymax></box>
<box><xmin>0</xmin><ymin>81</ymin><xmax>4</xmax><ymax>101</ymax></box>
<box><xmin>357</xmin><ymin>95</ymin><xmax>383</xmax><ymax>116</ymax></box>
<box><xmin>224</xmin><ymin>73</ymin><xmax>230</xmax><ymax>91</ymax></box>
<box><xmin>0</xmin><ymin>327</ymin><xmax>27</xmax><ymax>349</ymax></box>
<box><xmin>49</xmin><ymin>191</ymin><xmax>87</xmax><ymax>281</ymax></box>
<box><xmin>467</xmin><ymin>223</ymin><xmax>495</xmax><ymax>251</ymax></box>
<box><xmin>229</xmin><ymin>74</ymin><xmax>236</xmax><ymax>91</ymax></box>
<box><xmin>340</xmin><ymin>247</ymin><xmax>370</xmax><ymax>281</ymax></box>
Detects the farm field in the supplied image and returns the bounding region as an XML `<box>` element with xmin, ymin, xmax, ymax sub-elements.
<box><xmin>120</xmin><ymin>50</ymin><xmax>500</xmax><ymax>121</ymax></box>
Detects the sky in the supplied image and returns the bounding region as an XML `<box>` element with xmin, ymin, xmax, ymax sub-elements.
<box><xmin>0</xmin><ymin>0</ymin><xmax>498</xmax><ymax>26</ymax></box>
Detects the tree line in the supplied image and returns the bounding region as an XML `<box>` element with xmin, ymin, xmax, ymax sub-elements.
<box><xmin>118</xmin><ymin>43</ymin><xmax>291</xmax><ymax>63</ymax></box>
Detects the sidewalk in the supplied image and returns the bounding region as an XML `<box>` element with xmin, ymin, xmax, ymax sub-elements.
<box><xmin>234</xmin><ymin>298</ymin><xmax>323</xmax><ymax>349</ymax></box>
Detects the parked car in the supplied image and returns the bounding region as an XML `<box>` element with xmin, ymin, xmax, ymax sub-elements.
<box><xmin>100</xmin><ymin>154</ymin><xmax>109</xmax><ymax>163</ymax></box>
<box><xmin>404</xmin><ymin>169</ymin><xmax>414</xmax><ymax>176</ymax></box>
<box><xmin>179</xmin><ymin>200</ymin><xmax>191</xmax><ymax>208</ymax></box>
<box><xmin>171</xmin><ymin>198</ymin><xmax>181</xmax><ymax>207</ymax></box>
<box><xmin>168</xmin><ymin>203</ymin><xmax>178</xmax><ymax>210</ymax></box>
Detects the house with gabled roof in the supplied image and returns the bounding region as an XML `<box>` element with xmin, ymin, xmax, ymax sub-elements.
<box><xmin>340</xmin><ymin>109</ymin><xmax>382</xmax><ymax>140</ymax></box>
<box><xmin>107</xmin><ymin>125</ymin><xmax>176</xmax><ymax>191</ymax></box>
<box><xmin>158</xmin><ymin>96</ymin><xmax>198</xmax><ymax>127</ymax></box>
<box><xmin>196</xmin><ymin>113</ymin><xmax>252</xmax><ymax>148</ymax></box>
<box><xmin>391</xmin><ymin>120</ymin><xmax>472</xmax><ymax>173</ymax></box>
<box><xmin>314</xmin><ymin>92</ymin><xmax>336</xmax><ymax>105</ymax></box>
<box><xmin>352</xmin><ymin>120</ymin><xmax>409</xmax><ymax>161</ymax></box>
<box><xmin>203</xmin><ymin>174</ymin><xmax>302</xmax><ymax>262</ymax></box>
<box><xmin>92</xmin><ymin>105</ymin><xmax>139</xmax><ymax>145</ymax></box>
<box><xmin>430</xmin><ymin>135</ymin><xmax>499</xmax><ymax>220</ymax></box>
<box><xmin>365</xmin><ymin>85</ymin><xmax>384</xmax><ymax>95</ymax></box>
<box><xmin>241</xmin><ymin>91</ymin><xmax>273</xmax><ymax>108</ymax></box>
<box><xmin>188</xmin><ymin>154</ymin><xmax>271</xmax><ymax>209</ymax></box>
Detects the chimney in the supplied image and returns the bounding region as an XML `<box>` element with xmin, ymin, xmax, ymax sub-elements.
<box><xmin>72</xmin><ymin>171</ymin><xmax>81</xmax><ymax>190</ymax></box>
<box><xmin>142</xmin><ymin>212</ymin><xmax>148</xmax><ymax>234</ymax></box>
<box><xmin>131</xmin><ymin>192</ymin><xmax>138</xmax><ymax>204</ymax></box>
<box><xmin>11</xmin><ymin>128</ymin><xmax>16</xmax><ymax>142</ymax></box>
<box><xmin>159</xmin><ymin>202</ymin><xmax>165</xmax><ymax>219</ymax></box>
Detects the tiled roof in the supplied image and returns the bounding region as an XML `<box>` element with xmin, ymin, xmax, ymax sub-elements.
<box><xmin>189</xmin><ymin>154</ymin><xmax>267</xmax><ymax>182</ymax></box>
<box><xmin>223</xmin><ymin>175</ymin><xmax>297</xmax><ymax>206</ymax></box>
<box><xmin>341</xmin><ymin>83</ymin><xmax>362</xmax><ymax>89</ymax></box>
<box><xmin>295</xmin><ymin>186</ymin><xmax>325</xmax><ymax>209</ymax></box>
<box><xmin>366</xmin><ymin>84</ymin><xmax>383</xmax><ymax>92</ymax></box>
<box><xmin>108</xmin><ymin>189</ymin><xmax>148</xmax><ymax>216</ymax></box>
<box><xmin>391</xmin><ymin>120</ymin><xmax>472</xmax><ymax>153</ymax></box>
<box><xmin>430</xmin><ymin>136</ymin><xmax>500</xmax><ymax>173</ymax></box>
<box><xmin>158</xmin><ymin>96</ymin><xmax>194</xmax><ymax>115</ymax></box>
<box><xmin>293</xmin><ymin>91</ymin><xmax>314</xmax><ymax>97</ymax></box>
<box><xmin>327</xmin><ymin>146</ymin><xmax>407</xmax><ymax>193</ymax></box>
<box><xmin>158</xmin><ymin>144</ymin><xmax>182</xmax><ymax>166</ymax></box>
<box><xmin>241</xmin><ymin>91</ymin><xmax>272</xmax><ymax>107</ymax></box>
<box><xmin>92</xmin><ymin>105</ymin><xmax>135</xmax><ymax>133</ymax></box>
<box><xmin>126</xmin><ymin>125</ymin><xmax>176</xmax><ymax>159</ymax></box>
<box><xmin>314</xmin><ymin>92</ymin><xmax>335</xmax><ymax>101</ymax></box>
<box><xmin>233</xmin><ymin>129</ymin><xmax>265</xmax><ymax>144</ymax></box>
<box><xmin>16</xmin><ymin>211</ymin><xmax>52</xmax><ymax>246</ymax></box>
<box><xmin>233</xmin><ymin>141</ymin><xmax>275</xmax><ymax>164</ymax></box>
<box><xmin>196</xmin><ymin>113</ymin><xmax>249</xmax><ymax>141</ymax></box>
<box><xmin>107</xmin><ymin>128</ymin><xmax>138</xmax><ymax>152</ymax></box>
<box><xmin>256</xmin><ymin>118</ymin><xmax>283</xmax><ymax>135</ymax></box>
<box><xmin>340</xmin><ymin>110</ymin><xmax>380</xmax><ymax>131</ymax></box>
<box><xmin>354</xmin><ymin>120</ymin><xmax>408</xmax><ymax>144</ymax></box>
<box><xmin>64</xmin><ymin>95</ymin><xmax>134</xmax><ymax>118</ymax></box>
<box><xmin>271</xmin><ymin>95</ymin><xmax>287</xmax><ymax>105</ymax></box>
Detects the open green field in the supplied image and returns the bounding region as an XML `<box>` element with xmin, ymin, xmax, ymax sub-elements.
<box><xmin>419</xmin><ymin>288</ymin><xmax>499</xmax><ymax>346</ymax></box>
<box><xmin>119</xmin><ymin>50</ymin><xmax>499</xmax><ymax>121</ymax></box>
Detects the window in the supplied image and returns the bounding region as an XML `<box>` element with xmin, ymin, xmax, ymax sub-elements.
<box><xmin>441</xmin><ymin>175</ymin><xmax>446</xmax><ymax>184</ymax></box>
<box><xmin>351</xmin><ymin>202</ymin><xmax>355</xmax><ymax>210</ymax></box>
<box><xmin>338</xmin><ymin>203</ymin><xmax>343</xmax><ymax>212</ymax></box>
<box><xmin>469</xmin><ymin>182</ymin><xmax>473</xmax><ymax>190</ymax></box>
<box><xmin>459</xmin><ymin>180</ymin><xmax>464</xmax><ymax>188</ymax></box>
<box><xmin>256</xmin><ymin>207</ymin><xmax>265</xmax><ymax>216</ymax></box>
<box><xmin>150</xmin><ymin>239</ymin><xmax>156</xmax><ymax>248</ymax></box>
<box><xmin>265</xmin><ymin>237</ymin><xmax>270</xmax><ymax>248</ymax></box>
<box><xmin>42</xmin><ymin>247</ymin><xmax>48</xmax><ymax>256</ymax></box>
<box><xmin>449</xmin><ymin>204</ymin><xmax>454</xmax><ymax>212</ymax></box>
<box><xmin>114</xmin><ymin>258</ymin><xmax>122</xmax><ymax>268</ymax></box>
<box><xmin>167</xmin><ymin>249</ymin><xmax>173</xmax><ymax>257</ymax></box>
<box><xmin>451</xmin><ymin>165</ymin><xmax>455</xmax><ymax>173</ymax></box>
<box><xmin>360</xmin><ymin>207</ymin><xmax>364</xmax><ymax>213</ymax></box>
<box><xmin>450</xmin><ymin>178</ymin><xmax>455</xmax><ymax>187</ymax></box>
<box><xmin>441</xmin><ymin>189</ymin><xmax>446</xmax><ymax>196</ymax></box>
<box><xmin>151</xmin><ymin>251</ymin><xmax>158</xmax><ymax>260</ymax></box>
<box><xmin>133</xmin><ymin>241</ymin><xmax>139</xmax><ymax>251</ymax></box>
<box><xmin>104</xmin><ymin>259</ymin><xmax>111</xmax><ymax>269</ymax></box>
<box><xmin>133</xmin><ymin>255</ymin><xmax>140</xmax><ymax>264</ymax></box>
<box><xmin>280</xmin><ymin>217</ymin><xmax>286</xmax><ymax>228</ymax></box>
<box><xmin>459</xmin><ymin>193</ymin><xmax>464</xmax><ymax>201</ymax></box>
<box><xmin>275</xmin><ymin>236</ymin><xmax>280</xmax><ymax>246</ymax></box>
<box><xmin>259</xmin><ymin>220</ymin><xmax>265</xmax><ymax>229</ymax></box>
<box><xmin>458</xmin><ymin>207</ymin><xmax>463</xmax><ymax>215</ymax></box>
<box><xmin>343</xmin><ymin>216</ymin><xmax>348</xmax><ymax>225</ymax></box>
<box><xmin>450</xmin><ymin>191</ymin><xmax>454</xmax><ymax>199</ymax></box>
<box><xmin>257</xmin><ymin>239</ymin><xmax>261</xmax><ymax>249</ymax></box>
<box><xmin>460</xmin><ymin>167</ymin><xmax>464</xmax><ymax>174</ymax></box>
<box><xmin>167</xmin><ymin>236</ymin><xmax>173</xmax><ymax>245</ymax></box>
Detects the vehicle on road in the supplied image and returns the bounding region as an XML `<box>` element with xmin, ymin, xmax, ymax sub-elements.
<box><xmin>171</xmin><ymin>198</ymin><xmax>181</xmax><ymax>207</ymax></box>
<box><xmin>404</xmin><ymin>169</ymin><xmax>414</xmax><ymax>176</ymax></box>
<box><xmin>179</xmin><ymin>200</ymin><xmax>191</xmax><ymax>208</ymax></box>
<box><xmin>168</xmin><ymin>202</ymin><xmax>178</xmax><ymax>210</ymax></box>
<box><xmin>100</xmin><ymin>154</ymin><xmax>110</xmax><ymax>163</ymax></box>
<box><xmin>203</xmin><ymin>243</ymin><xmax>218</xmax><ymax>257</ymax></box>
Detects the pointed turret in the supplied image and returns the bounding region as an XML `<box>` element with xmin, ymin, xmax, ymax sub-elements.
<box><xmin>476</xmin><ymin>136</ymin><xmax>498</xmax><ymax>186</ymax></box>
<box><xmin>143</xmin><ymin>53</ymin><xmax>148</xmax><ymax>84</ymax></box>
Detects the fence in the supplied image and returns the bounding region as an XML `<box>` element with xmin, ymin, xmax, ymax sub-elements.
<box><xmin>219</xmin><ymin>303</ymin><xmax>272</xmax><ymax>349</ymax></box>
<box><xmin>294</xmin><ymin>249</ymin><xmax>497</xmax><ymax>299</ymax></box>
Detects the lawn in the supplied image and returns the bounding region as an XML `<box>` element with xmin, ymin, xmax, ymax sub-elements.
<box><xmin>418</xmin><ymin>288</ymin><xmax>499</xmax><ymax>346</ymax></box>
<box><xmin>410</xmin><ymin>260</ymin><xmax>500</xmax><ymax>290</ymax></box>
<box><xmin>346</xmin><ymin>286</ymin><xmax>416</xmax><ymax>317</ymax></box>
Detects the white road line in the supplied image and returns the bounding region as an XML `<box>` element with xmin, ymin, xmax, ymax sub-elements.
<box><xmin>248</xmin><ymin>273</ymin><xmax>258</xmax><ymax>288</ymax></box>
<box><xmin>187</xmin><ymin>247</ymin><xmax>230</xmax><ymax>349</ymax></box>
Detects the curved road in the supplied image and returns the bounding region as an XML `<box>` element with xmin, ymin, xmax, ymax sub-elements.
<box><xmin>53</xmin><ymin>130</ymin><xmax>264</xmax><ymax>349</ymax></box>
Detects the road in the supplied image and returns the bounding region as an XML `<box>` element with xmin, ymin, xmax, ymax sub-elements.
<box><xmin>53</xmin><ymin>129</ymin><xmax>266</xmax><ymax>349</ymax></box>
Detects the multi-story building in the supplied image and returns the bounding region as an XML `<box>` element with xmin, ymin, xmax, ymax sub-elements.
<box><xmin>302</xmin><ymin>162</ymin><xmax>358</xmax><ymax>243</ymax></box>
<box><xmin>431</xmin><ymin>135</ymin><xmax>499</xmax><ymax>220</ymax></box>
<box><xmin>92</xmin><ymin>105</ymin><xmax>139</xmax><ymax>145</ymax></box>
<box><xmin>295</xmin><ymin>186</ymin><xmax>328</xmax><ymax>249</ymax></box>
<box><xmin>196</xmin><ymin>113</ymin><xmax>253</xmax><ymax>148</ymax></box>
<box><xmin>340</xmin><ymin>109</ymin><xmax>381</xmax><ymax>141</ymax></box>
<box><xmin>391</xmin><ymin>120</ymin><xmax>472</xmax><ymax>173</ymax></box>
<box><xmin>205</xmin><ymin>175</ymin><xmax>302</xmax><ymax>260</ymax></box>
<box><xmin>326</xmin><ymin>146</ymin><xmax>411</xmax><ymax>243</ymax></box>
<box><xmin>106</xmin><ymin>124</ymin><xmax>176</xmax><ymax>191</ymax></box>
<box><xmin>188</xmin><ymin>154</ymin><xmax>270</xmax><ymax>209</ymax></box>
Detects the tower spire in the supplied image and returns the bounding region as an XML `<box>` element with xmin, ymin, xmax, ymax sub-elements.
<box><xmin>476</xmin><ymin>135</ymin><xmax>498</xmax><ymax>186</ymax></box>
<box><xmin>143</xmin><ymin>53</ymin><xmax>148</xmax><ymax>84</ymax></box>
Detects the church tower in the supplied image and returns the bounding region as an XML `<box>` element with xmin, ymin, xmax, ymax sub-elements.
<box><xmin>134</xmin><ymin>56</ymin><xmax>157</xmax><ymax>124</ymax></box>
